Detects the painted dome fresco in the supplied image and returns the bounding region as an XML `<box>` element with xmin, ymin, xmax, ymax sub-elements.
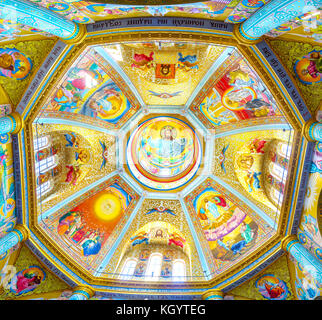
<box><xmin>0</xmin><ymin>0</ymin><xmax>321</xmax><ymax>302</ymax></box>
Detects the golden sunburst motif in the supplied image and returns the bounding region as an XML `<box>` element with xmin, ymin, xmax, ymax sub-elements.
<box><xmin>303</xmin><ymin>174</ymin><xmax>320</xmax><ymax>213</ymax></box>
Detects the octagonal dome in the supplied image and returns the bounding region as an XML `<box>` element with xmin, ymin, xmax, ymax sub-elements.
<box><xmin>8</xmin><ymin>14</ymin><xmax>313</xmax><ymax>299</ymax></box>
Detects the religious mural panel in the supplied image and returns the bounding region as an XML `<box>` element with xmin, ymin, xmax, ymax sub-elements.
<box><xmin>28</xmin><ymin>0</ymin><xmax>239</xmax><ymax>23</ymax></box>
<box><xmin>289</xmin><ymin>254</ymin><xmax>321</xmax><ymax>300</ymax></box>
<box><xmin>39</xmin><ymin>176</ymin><xmax>139</xmax><ymax>273</ymax></box>
<box><xmin>1</xmin><ymin>2</ymin><xmax>319</xmax><ymax>299</ymax></box>
<box><xmin>198</xmin><ymin>52</ymin><xmax>284</xmax><ymax>128</ymax></box>
<box><xmin>126</xmin><ymin>116</ymin><xmax>203</xmax><ymax>191</ymax></box>
<box><xmin>225</xmin><ymin>0</ymin><xmax>270</xmax><ymax>23</ymax></box>
<box><xmin>32</xmin><ymin>123</ymin><xmax>116</xmax><ymax>214</ymax></box>
<box><xmin>185</xmin><ymin>178</ymin><xmax>274</xmax><ymax>273</ymax></box>
<box><xmin>0</xmin><ymin>18</ymin><xmax>54</xmax><ymax>43</ymax></box>
<box><xmin>227</xmin><ymin>255</ymin><xmax>295</xmax><ymax>300</ymax></box>
<box><xmin>103</xmin><ymin>41</ymin><xmax>227</xmax><ymax>107</ymax></box>
<box><xmin>41</xmin><ymin>46</ymin><xmax>137</xmax><ymax>129</ymax></box>
<box><xmin>106</xmin><ymin>199</ymin><xmax>204</xmax><ymax>280</ymax></box>
<box><xmin>255</xmin><ymin>274</ymin><xmax>290</xmax><ymax>300</ymax></box>
<box><xmin>213</xmin><ymin>129</ymin><xmax>293</xmax><ymax>222</ymax></box>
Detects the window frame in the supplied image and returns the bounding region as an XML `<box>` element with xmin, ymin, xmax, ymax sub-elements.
<box><xmin>35</xmin><ymin>155</ymin><xmax>57</xmax><ymax>175</ymax></box>
<box><xmin>34</xmin><ymin>136</ymin><xmax>50</xmax><ymax>152</ymax></box>
<box><xmin>36</xmin><ymin>180</ymin><xmax>52</xmax><ymax>198</ymax></box>
<box><xmin>119</xmin><ymin>258</ymin><xmax>138</xmax><ymax>280</ymax></box>
<box><xmin>144</xmin><ymin>252</ymin><xmax>163</xmax><ymax>281</ymax></box>
<box><xmin>277</xmin><ymin>142</ymin><xmax>291</xmax><ymax>159</ymax></box>
<box><xmin>172</xmin><ymin>259</ymin><xmax>186</xmax><ymax>282</ymax></box>
<box><xmin>269</xmin><ymin>162</ymin><xmax>287</xmax><ymax>183</ymax></box>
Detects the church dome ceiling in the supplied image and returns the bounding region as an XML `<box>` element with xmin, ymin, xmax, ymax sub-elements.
<box><xmin>25</xmin><ymin>36</ymin><xmax>297</xmax><ymax>289</ymax></box>
<box><xmin>0</xmin><ymin>2</ymin><xmax>314</xmax><ymax>297</ymax></box>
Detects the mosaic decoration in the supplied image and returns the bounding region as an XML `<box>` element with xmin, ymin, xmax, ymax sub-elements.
<box><xmin>119</xmin><ymin>231</ymin><xmax>190</xmax><ymax>282</ymax></box>
<box><xmin>0</xmin><ymin>140</ymin><xmax>16</xmax><ymax>237</ymax></box>
<box><xmin>27</xmin><ymin>1</ymin><xmax>237</xmax><ymax>23</ymax></box>
<box><xmin>82</xmin><ymin>82</ymin><xmax>132</xmax><ymax>124</ymax></box>
<box><xmin>129</xmin><ymin>221</ymin><xmax>187</xmax><ymax>249</ymax></box>
<box><xmin>0</xmin><ymin>0</ymin><xmax>241</xmax><ymax>44</ymax></box>
<box><xmin>199</xmin><ymin>54</ymin><xmax>282</xmax><ymax>128</ymax></box>
<box><xmin>212</xmin><ymin>130</ymin><xmax>293</xmax><ymax>222</ymax></box>
<box><xmin>289</xmin><ymin>255</ymin><xmax>321</xmax><ymax>300</ymax></box>
<box><xmin>191</xmin><ymin>184</ymin><xmax>258</xmax><ymax>261</ymax></box>
<box><xmin>0</xmin><ymin>245</ymin><xmax>70</xmax><ymax>299</ymax></box>
<box><xmin>146</xmin><ymin>202</ymin><xmax>176</xmax><ymax>216</ymax></box>
<box><xmin>294</xmin><ymin>50</ymin><xmax>322</xmax><ymax>85</ymax></box>
<box><xmin>0</xmin><ymin>5</ymin><xmax>316</xmax><ymax>297</ymax></box>
<box><xmin>106</xmin><ymin>199</ymin><xmax>204</xmax><ymax>280</ymax></box>
<box><xmin>297</xmin><ymin>143</ymin><xmax>322</xmax><ymax>262</ymax></box>
<box><xmin>32</xmin><ymin>123</ymin><xmax>116</xmax><ymax>214</ymax></box>
<box><xmin>126</xmin><ymin>116</ymin><xmax>202</xmax><ymax>190</ymax></box>
<box><xmin>0</xmin><ymin>19</ymin><xmax>53</xmax><ymax>43</ymax></box>
<box><xmin>0</xmin><ymin>48</ymin><xmax>32</xmax><ymax>80</ymax></box>
<box><xmin>7</xmin><ymin>266</ymin><xmax>46</xmax><ymax>296</ymax></box>
<box><xmin>192</xmin><ymin>49</ymin><xmax>286</xmax><ymax>130</ymax></box>
<box><xmin>160</xmin><ymin>262</ymin><xmax>172</xmax><ymax>278</ymax></box>
<box><xmin>0</xmin><ymin>40</ymin><xmax>55</xmax><ymax>106</ymax></box>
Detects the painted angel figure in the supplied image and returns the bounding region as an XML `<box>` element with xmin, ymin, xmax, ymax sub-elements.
<box><xmin>131</xmin><ymin>232</ymin><xmax>149</xmax><ymax>246</ymax></box>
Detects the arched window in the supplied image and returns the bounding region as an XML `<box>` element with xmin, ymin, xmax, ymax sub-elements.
<box><xmin>36</xmin><ymin>181</ymin><xmax>52</xmax><ymax>198</ymax></box>
<box><xmin>35</xmin><ymin>155</ymin><xmax>57</xmax><ymax>174</ymax></box>
<box><xmin>277</xmin><ymin>142</ymin><xmax>291</xmax><ymax>159</ymax></box>
<box><xmin>119</xmin><ymin>258</ymin><xmax>137</xmax><ymax>280</ymax></box>
<box><xmin>271</xmin><ymin>188</ymin><xmax>283</xmax><ymax>205</ymax></box>
<box><xmin>144</xmin><ymin>253</ymin><xmax>162</xmax><ymax>281</ymax></box>
<box><xmin>34</xmin><ymin>136</ymin><xmax>50</xmax><ymax>152</ymax></box>
<box><xmin>270</xmin><ymin>162</ymin><xmax>287</xmax><ymax>183</ymax></box>
<box><xmin>172</xmin><ymin>259</ymin><xmax>186</xmax><ymax>282</ymax></box>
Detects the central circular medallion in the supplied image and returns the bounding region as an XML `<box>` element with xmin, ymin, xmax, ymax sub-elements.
<box><xmin>126</xmin><ymin>116</ymin><xmax>202</xmax><ymax>190</ymax></box>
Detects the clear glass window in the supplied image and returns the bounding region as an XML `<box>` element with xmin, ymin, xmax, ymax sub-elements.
<box><xmin>36</xmin><ymin>181</ymin><xmax>52</xmax><ymax>197</ymax></box>
<box><xmin>34</xmin><ymin>136</ymin><xmax>49</xmax><ymax>152</ymax></box>
<box><xmin>278</xmin><ymin>142</ymin><xmax>291</xmax><ymax>159</ymax></box>
<box><xmin>270</xmin><ymin>162</ymin><xmax>287</xmax><ymax>182</ymax></box>
<box><xmin>119</xmin><ymin>258</ymin><xmax>137</xmax><ymax>280</ymax></box>
<box><xmin>172</xmin><ymin>259</ymin><xmax>186</xmax><ymax>282</ymax></box>
<box><xmin>144</xmin><ymin>253</ymin><xmax>162</xmax><ymax>281</ymax></box>
<box><xmin>35</xmin><ymin>155</ymin><xmax>57</xmax><ymax>174</ymax></box>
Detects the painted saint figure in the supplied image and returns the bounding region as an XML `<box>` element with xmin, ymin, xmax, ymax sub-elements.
<box><xmin>255</xmin><ymin>274</ymin><xmax>289</xmax><ymax>300</ymax></box>
<box><xmin>0</xmin><ymin>48</ymin><xmax>32</xmax><ymax>80</ymax></box>
<box><xmin>204</xmin><ymin>198</ymin><xmax>221</xmax><ymax>220</ymax></box>
<box><xmin>230</xmin><ymin>222</ymin><xmax>254</xmax><ymax>255</ymax></box>
<box><xmin>8</xmin><ymin>266</ymin><xmax>45</xmax><ymax>296</ymax></box>
<box><xmin>82</xmin><ymin>233</ymin><xmax>102</xmax><ymax>256</ymax></box>
<box><xmin>146</xmin><ymin>125</ymin><xmax>186</xmax><ymax>159</ymax></box>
